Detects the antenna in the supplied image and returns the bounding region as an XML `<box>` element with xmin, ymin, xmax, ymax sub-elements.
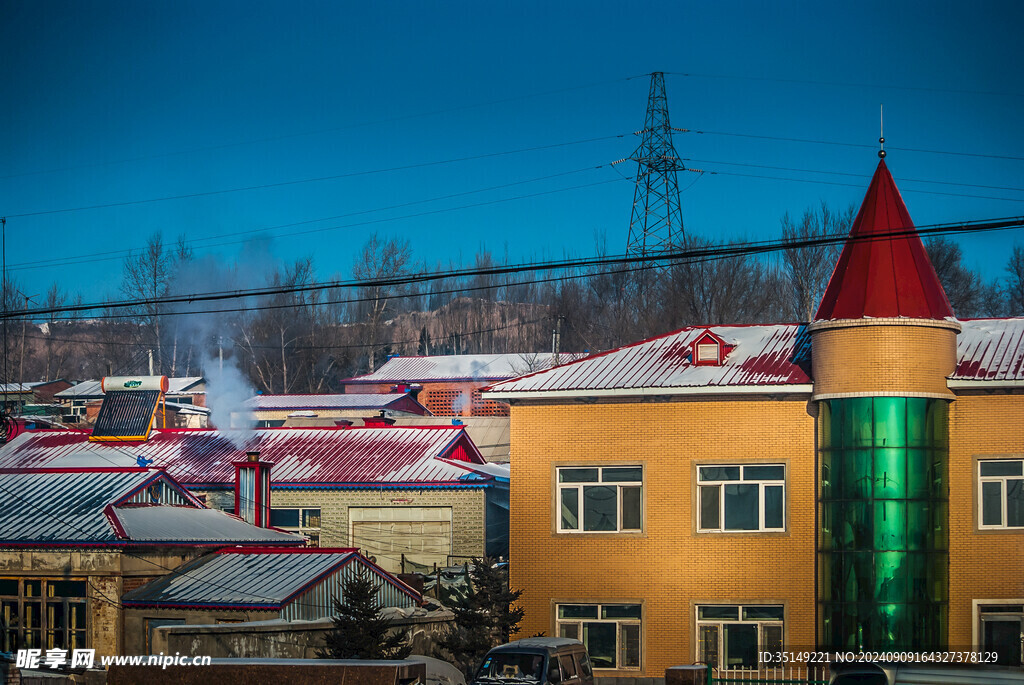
<box><xmin>626</xmin><ymin>72</ymin><xmax>687</xmax><ymax>257</ymax></box>
<box><xmin>879</xmin><ymin>104</ymin><xmax>886</xmax><ymax>159</ymax></box>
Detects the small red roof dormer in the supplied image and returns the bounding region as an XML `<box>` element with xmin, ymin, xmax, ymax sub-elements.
<box><xmin>815</xmin><ymin>159</ymin><xmax>954</xmax><ymax>321</ymax></box>
<box><xmin>691</xmin><ymin>329</ymin><xmax>729</xmax><ymax>366</ymax></box>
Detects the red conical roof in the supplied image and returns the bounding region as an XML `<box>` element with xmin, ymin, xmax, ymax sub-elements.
<box><xmin>815</xmin><ymin>159</ymin><xmax>954</xmax><ymax>320</ymax></box>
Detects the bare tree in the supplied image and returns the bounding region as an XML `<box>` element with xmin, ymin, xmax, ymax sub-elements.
<box><xmin>352</xmin><ymin>233</ymin><xmax>412</xmax><ymax>372</ymax></box>
<box><xmin>121</xmin><ymin>233</ymin><xmax>172</xmax><ymax>372</ymax></box>
<box><xmin>779</xmin><ymin>203</ymin><xmax>852</xmax><ymax>321</ymax></box>
<box><xmin>925</xmin><ymin>237</ymin><xmax>1002</xmax><ymax>317</ymax></box>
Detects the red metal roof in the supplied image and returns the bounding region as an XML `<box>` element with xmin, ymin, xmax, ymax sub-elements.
<box><xmin>484</xmin><ymin>319</ymin><xmax>1024</xmax><ymax>395</ymax></box>
<box><xmin>485</xmin><ymin>324</ymin><xmax>813</xmax><ymax>394</ymax></box>
<box><xmin>0</xmin><ymin>426</ymin><xmax>489</xmax><ymax>487</ymax></box>
<box><xmin>815</xmin><ymin>159</ymin><xmax>954</xmax><ymax>321</ymax></box>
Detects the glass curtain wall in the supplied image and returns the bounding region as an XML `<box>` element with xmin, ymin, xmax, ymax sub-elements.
<box><xmin>818</xmin><ymin>397</ymin><xmax>949</xmax><ymax>651</ymax></box>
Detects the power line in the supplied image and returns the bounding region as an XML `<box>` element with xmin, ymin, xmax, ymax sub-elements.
<box><xmin>664</xmin><ymin>71</ymin><xmax>1024</xmax><ymax>99</ymax></box>
<box><xmin>9</xmin><ymin>214</ymin><xmax>1024</xmax><ymax>321</ymax></box>
<box><xmin>4</xmin><ymin>134</ymin><xmax>629</xmax><ymax>218</ymax></box>
<box><xmin>670</xmin><ymin>127</ymin><xmax>1024</xmax><ymax>162</ymax></box>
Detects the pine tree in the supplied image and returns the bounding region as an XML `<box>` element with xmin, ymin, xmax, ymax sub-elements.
<box><xmin>317</xmin><ymin>567</ymin><xmax>412</xmax><ymax>660</ymax></box>
<box><xmin>437</xmin><ymin>559</ymin><xmax>524</xmax><ymax>678</ymax></box>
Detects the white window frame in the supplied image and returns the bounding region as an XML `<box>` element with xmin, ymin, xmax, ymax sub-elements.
<box><xmin>978</xmin><ymin>459</ymin><xmax>1024</xmax><ymax>529</ymax></box>
<box><xmin>270</xmin><ymin>506</ymin><xmax>322</xmax><ymax>546</ymax></box>
<box><xmin>697</xmin><ymin>464</ymin><xmax>786</xmax><ymax>533</ymax></box>
<box><xmin>556</xmin><ymin>466</ymin><xmax>643</xmax><ymax>533</ymax></box>
<box><xmin>555</xmin><ymin>603</ymin><xmax>641</xmax><ymax>670</ymax></box>
<box><xmin>695</xmin><ymin>604</ymin><xmax>784</xmax><ymax>670</ymax></box>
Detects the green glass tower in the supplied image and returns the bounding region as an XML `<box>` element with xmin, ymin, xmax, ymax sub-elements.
<box><xmin>818</xmin><ymin>397</ymin><xmax>949</xmax><ymax>651</ymax></box>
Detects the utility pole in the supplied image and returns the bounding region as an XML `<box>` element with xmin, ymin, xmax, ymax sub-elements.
<box><xmin>219</xmin><ymin>336</ymin><xmax>224</xmax><ymax>374</ymax></box>
<box><xmin>148</xmin><ymin>349</ymin><xmax>154</xmax><ymax>376</ymax></box>
<box><xmin>552</xmin><ymin>316</ymin><xmax>564</xmax><ymax>365</ymax></box>
<box><xmin>625</xmin><ymin>72</ymin><xmax>687</xmax><ymax>259</ymax></box>
<box><xmin>19</xmin><ymin>293</ymin><xmax>37</xmax><ymax>401</ymax></box>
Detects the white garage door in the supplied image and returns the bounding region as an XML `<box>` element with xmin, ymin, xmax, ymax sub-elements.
<box><xmin>349</xmin><ymin>507</ymin><xmax>452</xmax><ymax>573</ymax></box>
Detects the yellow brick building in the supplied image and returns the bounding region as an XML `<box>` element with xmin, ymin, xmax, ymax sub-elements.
<box><xmin>485</xmin><ymin>160</ymin><xmax>1023</xmax><ymax>677</ymax></box>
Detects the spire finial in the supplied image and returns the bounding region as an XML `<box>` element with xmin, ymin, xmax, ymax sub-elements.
<box><xmin>878</xmin><ymin>104</ymin><xmax>886</xmax><ymax>158</ymax></box>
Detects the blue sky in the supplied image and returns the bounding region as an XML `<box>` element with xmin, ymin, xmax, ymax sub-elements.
<box><xmin>3</xmin><ymin>1</ymin><xmax>1023</xmax><ymax>307</ymax></box>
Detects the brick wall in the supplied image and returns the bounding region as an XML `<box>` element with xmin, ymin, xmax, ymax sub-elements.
<box><xmin>344</xmin><ymin>381</ymin><xmax>509</xmax><ymax>416</ymax></box>
<box><xmin>508</xmin><ymin>397</ymin><xmax>817</xmax><ymax>678</ymax></box>
<box><xmin>810</xmin><ymin>319</ymin><xmax>958</xmax><ymax>398</ymax></box>
<box><xmin>947</xmin><ymin>392</ymin><xmax>1024</xmax><ymax>649</ymax></box>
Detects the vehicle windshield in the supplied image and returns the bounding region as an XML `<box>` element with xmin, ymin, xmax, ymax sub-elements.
<box><xmin>475</xmin><ymin>652</ymin><xmax>546</xmax><ymax>682</ymax></box>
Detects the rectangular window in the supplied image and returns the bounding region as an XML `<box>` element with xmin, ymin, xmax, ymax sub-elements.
<box><xmin>557</xmin><ymin>466</ymin><xmax>642</xmax><ymax>533</ymax></box>
<box><xmin>556</xmin><ymin>603</ymin><xmax>641</xmax><ymax>670</ymax></box>
<box><xmin>696</xmin><ymin>604</ymin><xmax>784</xmax><ymax>670</ymax></box>
<box><xmin>979</xmin><ymin>459</ymin><xmax>1024</xmax><ymax>529</ymax></box>
<box><xmin>270</xmin><ymin>507</ymin><xmax>322</xmax><ymax>546</ymax></box>
<box><xmin>0</xmin><ymin>578</ymin><xmax>88</xmax><ymax>652</ymax></box>
<box><xmin>698</xmin><ymin>465</ymin><xmax>785</xmax><ymax>532</ymax></box>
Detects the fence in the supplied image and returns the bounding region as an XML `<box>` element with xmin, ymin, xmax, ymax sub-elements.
<box><xmin>709</xmin><ymin>665</ymin><xmax>830</xmax><ymax>684</ymax></box>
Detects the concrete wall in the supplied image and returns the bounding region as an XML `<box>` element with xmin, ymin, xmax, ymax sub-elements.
<box><xmin>123</xmin><ymin>607</ymin><xmax>277</xmax><ymax>655</ymax></box>
<box><xmin>155</xmin><ymin>607</ymin><xmax>454</xmax><ymax>659</ymax></box>
<box><xmin>508</xmin><ymin>396</ymin><xmax>817</xmax><ymax>678</ymax></box>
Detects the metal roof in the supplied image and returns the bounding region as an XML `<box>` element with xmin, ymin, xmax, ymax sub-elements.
<box><xmin>0</xmin><ymin>382</ymin><xmax>50</xmax><ymax>393</ymax></box>
<box><xmin>0</xmin><ymin>467</ymin><xmax>302</xmax><ymax>546</ymax></box>
<box><xmin>485</xmin><ymin>319</ymin><xmax>1024</xmax><ymax>395</ymax></box>
<box><xmin>951</xmin><ymin>318</ymin><xmax>1024</xmax><ymax>381</ymax></box>
<box><xmin>485</xmin><ymin>324</ymin><xmax>812</xmax><ymax>394</ymax></box>
<box><xmin>55</xmin><ymin>377</ymin><xmax>204</xmax><ymax>399</ymax></box>
<box><xmin>121</xmin><ymin>548</ymin><xmax>420</xmax><ymax>610</ymax></box>
<box><xmin>345</xmin><ymin>353</ymin><xmax>587</xmax><ymax>383</ymax></box>
<box><xmin>0</xmin><ymin>426</ymin><xmax>490</xmax><ymax>487</ymax></box>
<box><xmin>245</xmin><ymin>393</ymin><xmax>423</xmax><ymax>412</ymax></box>
<box><xmin>816</xmin><ymin>160</ymin><xmax>954</xmax><ymax>321</ymax></box>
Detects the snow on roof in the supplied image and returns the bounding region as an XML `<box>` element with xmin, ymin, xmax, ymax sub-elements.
<box><xmin>485</xmin><ymin>319</ymin><xmax>1024</xmax><ymax>396</ymax></box>
<box><xmin>0</xmin><ymin>381</ymin><xmax>50</xmax><ymax>393</ymax></box>
<box><xmin>345</xmin><ymin>353</ymin><xmax>587</xmax><ymax>383</ymax></box>
<box><xmin>0</xmin><ymin>425</ymin><xmax>491</xmax><ymax>488</ymax></box>
<box><xmin>485</xmin><ymin>324</ymin><xmax>812</xmax><ymax>396</ymax></box>
<box><xmin>0</xmin><ymin>467</ymin><xmax>302</xmax><ymax>547</ymax></box>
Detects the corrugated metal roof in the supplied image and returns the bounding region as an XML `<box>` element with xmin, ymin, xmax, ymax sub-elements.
<box><xmin>0</xmin><ymin>468</ymin><xmax>302</xmax><ymax>546</ymax></box>
<box><xmin>115</xmin><ymin>507</ymin><xmax>302</xmax><ymax>544</ymax></box>
<box><xmin>0</xmin><ymin>426</ymin><xmax>489</xmax><ymax>487</ymax></box>
<box><xmin>121</xmin><ymin>548</ymin><xmax>419</xmax><ymax>610</ymax></box>
<box><xmin>246</xmin><ymin>393</ymin><xmax>413</xmax><ymax>410</ymax></box>
<box><xmin>345</xmin><ymin>353</ymin><xmax>587</xmax><ymax>383</ymax></box>
<box><xmin>486</xmin><ymin>324</ymin><xmax>812</xmax><ymax>393</ymax></box>
<box><xmin>952</xmin><ymin>318</ymin><xmax>1024</xmax><ymax>380</ymax></box>
<box><xmin>485</xmin><ymin>319</ymin><xmax>1024</xmax><ymax>394</ymax></box>
<box><xmin>0</xmin><ymin>382</ymin><xmax>49</xmax><ymax>393</ymax></box>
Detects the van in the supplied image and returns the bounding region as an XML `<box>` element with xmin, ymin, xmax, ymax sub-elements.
<box><xmin>470</xmin><ymin>638</ymin><xmax>594</xmax><ymax>685</ymax></box>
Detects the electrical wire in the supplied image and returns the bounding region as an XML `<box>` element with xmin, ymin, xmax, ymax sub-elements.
<box><xmin>670</xmin><ymin>126</ymin><xmax>1024</xmax><ymax>162</ymax></box>
<box><xmin>10</xmin><ymin>214</ymin><xmax>1024</xmax><ymax>321</ymax></box>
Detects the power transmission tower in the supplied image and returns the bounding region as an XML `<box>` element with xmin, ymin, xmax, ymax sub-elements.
<box><xmin>626</xmin><ymin>72</ymin><xmax>687</xmax><ymax>257</ymax></box>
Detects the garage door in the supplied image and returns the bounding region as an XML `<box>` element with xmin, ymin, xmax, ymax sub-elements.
<box><xmin>349</xmin><ymin>507</ymin><xmax>452</xmax><ymax>573</ymax></box>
